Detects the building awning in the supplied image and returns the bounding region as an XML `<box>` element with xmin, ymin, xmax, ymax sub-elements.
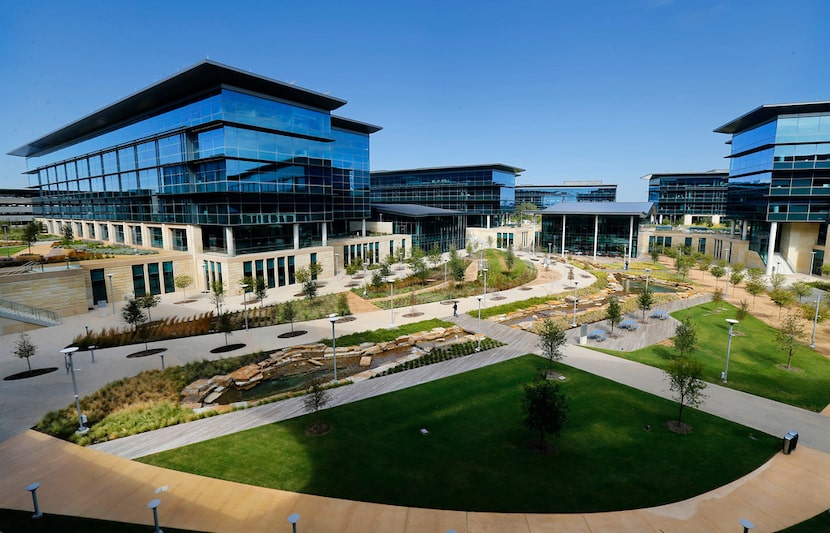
<box><xmin>538</xmin><ymin>202</ymin><xmax>656</xmax><ymax>217</ymax></box>
<box><xmin>372</xmin><ymin>204</ymin><xmax>464</xmax><ymax>218</ymax></box>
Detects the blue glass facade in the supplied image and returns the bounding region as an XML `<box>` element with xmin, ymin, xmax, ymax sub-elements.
<box><xmin>516</xmin><ymin>183</ymin><xmax>616</xmax><ymax>208</ymax></box>
<box><xmin>13</xmin><ymin>63</ymin><xmax>379</xmax><ymax>256</ymax></box>
<box><xmin>370</xmin><ymin>165</ymin><xmax>521</xmax><ymax>227</ymax></box>
<box><xmin>716</xmin><ymin>104</ymin><xmax>830</xmax><ymax>269</ymax></box>
<box><xmin>645</xmin><ymin>172</ymin><xmax>728</xmax><ymax>222</ymax></box>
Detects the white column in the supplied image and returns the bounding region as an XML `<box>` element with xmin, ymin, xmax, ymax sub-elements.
<box><xmin>628</xmin><ymin>216</ymin><xmax>635</xmax><ymax>261</ymax></box>
<box><xmin>592</xmin><ymin>215</ymin><xmax>599</xmax><ymax>261</ymax></box>
<box><xmin>293</xmin><ymin>223</ymin><xmax>300</xmax><ymax>250</ymax></box>
<box><xmin>741</xmin><ymin>221</ymin><xmax>748</xmax><ymax>240</ymax></box>
<box><xmin>225</xmin><ymin>226</ymin><xmax>235</xmax><ymax>257</ymax></box>
<box><xmin>321</xmin><ymin>222</ymin><xmax>328</xmax><ymax>246</ymax></box>
<box><xmin>486</xmin><ymin>215</ymin><xmax>491</xmax><ymax>229</ymax></box>
<box><xmin>361</xmin><ymin>219</ymin><xmax>366</xmax><ymax>237</ymax></box>
<box><xmin>766</xmin><ymin>222</ymin><xmax>778</xmax><ymax>276</ymax></box>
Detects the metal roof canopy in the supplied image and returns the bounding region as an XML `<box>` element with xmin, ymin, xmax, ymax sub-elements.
<box><xmin>10</xmin><ymin>60</ymin><xmax>359</xmax><ymax>158</ymax></box>
<box><xmin>372</xmin><ymin>203</ymin><xmax>464</xmax><ymax>218</ymax></box>
<box><xmin>538</xmin><ymin>202</ymin><xmax>656</xmax><ymax>217</ymax></box>
<box><xmin>372</xmin><ymin>163</ymin><xmax>525</xmax><ymax>176</ymax></box>
<box><xmin>714</xmin><ymin>101</ymin><xmax>830</xmax><ymax>134</ymax></box>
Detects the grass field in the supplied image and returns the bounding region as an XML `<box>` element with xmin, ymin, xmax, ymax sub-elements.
<box><xmin>140</xmin><ymin>355</ymin><xmax>778</xmax><ymax>513</ymax></box>
<box><xmin>596</xmin><ymin>301</ymin><xmax>830</xmax><ymax>411</ymax></box>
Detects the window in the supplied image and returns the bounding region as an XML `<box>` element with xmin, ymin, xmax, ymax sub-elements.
<box><xmin>114</xmin><ymin>225</ymin><xmax>125</xmax><ymax>243</ymax></box>
<box><xmin>288</xmin><ymin>256</ymin><xmax>296</xmax><ymax>284</ymax></box>
<box><xmin>132</xmin><ymin>265</ymin><xmax>146</xmax><ymax>297</ymax></box>
<box><xmin>266</xmin><ymin>258</ymin><xmax>275</xmax><ymax>288</ymax></box>
<box><xmin>172</xmin><ymin>228</ymin><xmax>187</xmax><ymax>251</ymax></box>
<box><xmin>148</xmin><ymin>263</ymin><xmax>161</xmax><ymax>295</ymax></box>
<box><xmin>162</xmin><ymin>261</ymin><xmax>175</xmax><ymax>293</ymax></box>
<box><xmin>243</xmin><ymin>261</ymin><xmax>253</xmax><ymax>279</ymax></box>
<box><xmin>150</xmin><ymin>227</ymin><xmax>163</xmax><ymax>248</ymax></box>
<box><xmin>698</xmin><ymin>238</ymin><xmax>706</xmax><ymax>254</ymax></box>
<box><xmin>278</xmin><ymin>257</ymin><xmax>286</xmax><ymax>286</ymax></box>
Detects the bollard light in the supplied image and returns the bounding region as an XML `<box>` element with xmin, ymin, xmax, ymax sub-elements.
<box><xmin>147</xmin><ymin>499</ymin><xmax>163</xmax><ymax>533</ymax></box>
<box><xmin>722</xmin><ymin>319</ymin><xmax>739</xmax><ymax>383</ymax></box>
<box><xmin>288</xmin><ymin>512</ymin><xmax>301</xmax><ymax>533</ymax></box>
<box><xmin>89</xmin><ymin>345</ymin><xmax>96</xmax><ymax>364</ymax></box>
<box><xmin>61</xmin><ymin>346</ymin><xmax>88</xmax><ymax>434</ymax></box>
<box><xmin>26</xmin><ymin>482</ymin><xmax>42</xmax><ymax>519</ymax></box>
<box><xmin>240</xmin><ymin>283</ymin><xmax>249</xmax><ymax>332</ymax></box>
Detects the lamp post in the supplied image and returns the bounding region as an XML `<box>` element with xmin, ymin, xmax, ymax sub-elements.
<box><xmin>645</xmin><ymin>268</ymin><xmax>651</xmax><ymax>292</ymax></box>
<box><xmin>240</xmin><ymin>283</ymin><xmax>249</xmax><ymax>331</ymax></box>
<box><xmin>328</xmin><ymin>313</ymin><xmax>338</xmax><ymax>382</ymax></box>
<box><xmin>2</xmin><ymin>224</ymin><xmax>9</xmax><ymax>259</ymax></box>
<box><xmin>476</xmin><ymin>295</ymin><xmax>482</xmax><ymax>352</ymax></box>
<box><xmin>810</xmin><ymin>293</ymin><xmax>822</xmax><ymax>348</ymax></box>
<box><xmin>548</xmin><ymin>242</ymin><xmax>552</xmax><ymax>265</ymax></box>
<box><xmin>147</xmin><ymin>499</ymin><xmax>162</xmax><ymax>533</ymax></box>
<box><xmin>723</xmin><ymin>319</ymin><xmax>739</xmax><ymax>383</ymax></box>
<box><xmin>388</xmin><ymin>277</ymin><xmax>396</xmax><ymax>327</ymax></box>
<box><xmin>61</xmin><ymin>346</ymin><xmax>88</xmax><ymax>434</ymax></box>
<box><xmin>288</xmin><ymin>513</ymin><xmax>301</xmax><ymax>533</ymax></box>
<box><xmin>334</xmin><ymin>253</ymin><xmax>339</xmax><ymax>277</ymax></box>
<box><xmin>481</xmin><ymin>267</ymin><xmax>488</xmax><ymax>305</ymax></box>
<box><xmin>108</xmin><ymin>273</ymin><xmax>115</xmax><ymax>315</ymax></box>
<box><xmin>84</xmin><ymin>324</ymin><xmax>89</xmax><ymax>337</ymax></box>
<box><xmin>550</xmin><ymin>260</ymin><xmax>556</xmax><ymax>294</ymax></box>
<box><xmin>572</xmin><ymin>281</ymin><xmax>579</xmax><ymax>327</ymax></box>
<box><xmin>363</xmin><ymin>263</ymin><xmax>368</xmax><ymax>297</ymax></box>
<box><xmin>810</xmin><ymin>251</ymin><xmax>817</xmax><ymax>277</ymax></box>
<box><xmin>89</xmin><ymin>345</ymin><xmax>96</xmax><ymax>364</ymax></box>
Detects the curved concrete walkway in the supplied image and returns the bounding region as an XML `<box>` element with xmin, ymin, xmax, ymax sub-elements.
<box><xmin>4</xmin><ymin>256</ymin><xmax>830</xmax><ymax>530</ymax></box>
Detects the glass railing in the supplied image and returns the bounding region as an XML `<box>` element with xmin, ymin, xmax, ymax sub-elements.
<box><xmin>0</xmin><ymin>297</ymin><xmax>62</xmax><ymax>325</ymax></box>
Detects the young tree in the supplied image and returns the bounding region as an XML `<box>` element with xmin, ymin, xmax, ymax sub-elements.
<box><xmin>22</xmin><ymin>220</ymin><xmax>41</xmax><ymax>254</ymax></box>
<box><xmin>665</xmin><ymin>357</ymin><xmax>707</xmax><ymax>425</ymax></box>
<box><xmin>296</xmin><ymin>267</ymin><xmax>318</xmax><ymax>300</ymax></box>
<box><xmin>745</xmin><ymin>276</ymin><xmax>766</xmax><ymax>307</ymax></box>
<box><xmin>697</xmin><ymin>254</ymin><xmax>713</xmax><ymax>279</ymax></box>
<box><xmin>822</xmin><ymin>263</ymin><xmax>830</xmax><ymax>278</ymax></box>
<box><xmin>709</xmin><ymin>261</ymin><xmax>726</xmax><ymax>291</ymax></box>
<box><xmin>637</xmin><ymin>288</ymin><xmax>654</xmax><ymax>320</ymax></box>
<box><xmin>522</xmin><ymin>379</ymin><xmax>569</xmax><ymax>452</ymax></box>
<box><xmin>408</xmin><ymin>247</ymin><xmax>429</xmax><ymax>284</ymax></box>
<box><xmin>303</xmin><ymin>375</ymin><xmax>331</xmax><ymax>431</ymax></box>
<box><xmin>790</xmin><ymin>280</ymin><xmax>812</xmax><ymax>303</ymax></box>
<box><xmin>60</xmin><ymin>223</ymin><xmax>74</xmax><ymax>245</ymax></box>
<box><xmin>427</xmin><ymin>244</ymin><xmax>442</xmax><ymax>269</ymax></box>
<box><xmin>606</xmin><ymin>296</ymin><xmax>622</xmax><ymax>334</ymax></box>
<box><xmin>672</xmin><ymin>317</ymin><xmax>698</xmax><ymax>359</ymax></box>
<box><xmin>676</xmin><ymin>254</ymin><xmax>695</xmax><ymax>280</ymax></box>
<box><xmin>649</xmin><ymin>248</ymin><xmax>660</xmax><ymax>264</ymax></box>
<box><xmin>13</xmin><ymin>333</ymin><xmax>37</xmax><ymax>373</ymax></box>
<box><xmin>217</xmin><ymin>311</ymin><xmax>235</xmax><ymax>345</ymax></box>
<box><xmin>769</xmin><ymin>288</ymin><xmax>795</xmax><ymax>319</ymax></box>
<box><xmin>174</xmin><ymin>274</ymin><xmax>193</xmax><ymax>301</ymax></box>
<box><xmin>121</xmin><ymin>298</ymin><xmax>147</xmax><ymax>332</ymax></box>
<box><xmin>448</xmin><ymin>247</ymin><xmax>466</xmax><ymax>284</ymax></box>
<box><xmin>769</xmin><ymin>272</ymin><xmax>786</xmax><ymax>291</ymax></box>
<box><xmin>729</xmin><ymin>268</ymin><xmax>746</xmax><ymax>293</ymax></box>
<box><xmin>504</xmin><ymin>245</ymin><xmax>515</xmax><ymax>272</ymax></box>
<box><xmin>281</xmin><ymin>300</ymin><xmax>296</xmax><ymax>332</ymax></box>
<box><xmin>254</xmin><ymin>276</ymin><xmax>267</xmax><ymax>307</ymax></box>
<box><xmin>209</xmin><ymin>281</ymin><xmax>225</xmax><ymax>316</ymax></box>
<box><xmin>536</xmin><ymin>318</ymin><xmax>566</xmax><ymax>371</ymax></box>
<box><xmin>138</xmin><ymin>293</ymin><xmax>160</xmax><ymax>323</ymax></box>
<box><xmin>776</xmin><ymin>314</ymin><xmax>805</xmax><ymax>370</ymax></box>
<box><xmin>308</xmin><ymin>261</ymin><xmax>323</xmax><ymax>281</ymax></box>
<box><xmin>370</xmin><ymin>270</ymin><xmax>384</xmax><ymax>291</ymax></box>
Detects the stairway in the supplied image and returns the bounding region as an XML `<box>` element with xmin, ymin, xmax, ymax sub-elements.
<box><xmin>0</xmin><ymin>297</ymin><xmax>62</xmax><ymax>327</ymax></box>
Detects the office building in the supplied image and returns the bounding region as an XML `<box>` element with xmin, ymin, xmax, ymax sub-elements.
<box><xmin>516</xmin><ymin>181</ymin><xmax>616</xmax><ymax>209</ymax></box>
<box><xmin>715</xmin><ymin>102</ymin><xmax>830</xmax><ymax>275</ymax></box>
<box><xmin>642</xmin><ymin>171</ymin><xmax>728</xmax><ymax>225</ymax></box>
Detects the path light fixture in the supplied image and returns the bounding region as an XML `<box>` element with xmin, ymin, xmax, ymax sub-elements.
<box><xmin>89</xmin><ymin>345</ymin><xmax>96</xmax><ymax>364</ymax></box>
<box><xmin>481</xmin><ymin>267</ymin><xmax>488</xmax><ymax>305</ymax></box>
<box><xmin>147</xmin><ymin>499</ymin><xmax>162</xmax><ymax>533</ymax></box>
<box><xmin>388</xmin><ymin>277</ymin><xmax>396</xmax><ymax>327</ymax></box>
<box><xmin>329</xmin><ymin>313</ymin><xmax>339</xmax><ymax>382</ymax></box>
<box><xmin>550</xmin><ymin>260</ymin><xmax>556</xmax><ymax>294</ymax></box>
<box><xmin>740</xmin><ymin>518</ymin><xmax>755</xmax><ymax>533</ymax></box>
<box><xmin>810</xmin><ymin>293</ymin><xmax>822</xmax><ymax>348</ymax></box>
<box><xmin>108</xmin><ymin>273</ymin><xmax>115</xmax><ymax>315</ymax></box>
<box><xmin>723</xmin><ymin>319</ymin><xmax>739</xmax><ymax>383</ymax></box>
<box><xmin>61</xmin><ymin>346</ymin><xmax>88</xmax><ymax>434</ymax></box>
<box><xmin>363</xmin><ymin>263</ymin><xmax>368</xmax><ymax>297</ymax></box>
<box><xmin>572</xmin><ymin>281</ymin><xmax>579</xmax><ymax>327</ymax></box>
<box><xmin>476</xmin><ymin>295</ymin><xmax>482</xmax><ymax>352</ymax></box>
<box><xmin>25</xmin><ymin>482</ymin><xmax>42</xmax><ymax>519</ymax></box>
<box><xmin>240</xmin><ymin>283</ymin><xmax>249</xmax><ymax>332</ymax></box>
<box><xmin>645</xmin><ymin>268</ymin><xmax>651</xmax><ymax>292</ymax></box>
<box><xmin>810</xmin><ymin>251</ymin><xmax>816</xmax><ymax>277</ymax></box>
<box><xmin>288</xmin><ymin>513</ymin><xmax>301</xmax><ymax>533</ymax></box>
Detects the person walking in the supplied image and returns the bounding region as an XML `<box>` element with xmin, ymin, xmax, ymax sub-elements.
<box><xmin>452</xmin><ymin>301</ymin><xmax>458</xmax><ymax>317</ymax></box>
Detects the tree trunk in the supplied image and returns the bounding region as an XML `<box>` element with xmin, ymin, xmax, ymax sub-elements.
<box><xmin>677</xmin><ymin>402</ymin><xmax>685</xmax><ymax>423</ymax></box>
<box><xmin>26</xmin><ymin>357</ymin><xmax>31</xmax><ymax>372</ymax></box>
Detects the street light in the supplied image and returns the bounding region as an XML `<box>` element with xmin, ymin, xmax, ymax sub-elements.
<box><xmin>334</xmin><ymin>253</ymin><xmax>339</xmax><ymax>276</ymax></box>
<box><xmin>61</xmin><ymin>346</ymin><xmax>88</xmax><ymax>435</ymax></box>
<box><xmin>108</xmin><ymin>273</ymin><xmax>115</xmax><ymax>315</ymax></box>
<box><xmin>240</xmin><ymin>283</ymin><xmax>249</xmax><ymax>331</ymax></box>
<box><xmin>572</xmin><ymin>281</ymin><xmax>579</xmax><ymax>327</ymax></box>
<box><xmin>550</xmin><ymin>260</ymin><xmax>556</xmax><ymax>294</ymax></box>
<box><xmin>476</xmin><ymin>295</ymin><xmax>482</xmax><ymax>352</ymax></box>
<box><xmin>481</xmin><ymin>267</ymin><xmax>488</xmax><ymax>305</ymax></box>
<box><xmin>810</xmin><ymin>251</ymin><xmax>817</xmax><ymax>277</ymax></box>
<box><xmin>288</xmin><ymin>513</ymin><xmax>301</xmax><ymax>533</ymax></box>
<box><xmin>363</xmin><ymin>263</ymin><xmax>368</xmax><ymax>297</ymax></box>
<box><xmin>722</xmin><ymin>319</ymin><xmax>739</xmax><ymax>383</ymax></box>
<box><xmin>388</xmin><ymin>277</ymin><xmax>396</xmax><ymax>327</ymax></box>
<box><xmin>810</xmin><ymin>293</ymin><xmax>822</xmax><ymax>348</ymax></box>
<box><xmin>2</xmin><ymin>224</ymin><xmax>9</xmax><ymax>260</ymax></box>
<box><xmin>329</xmin><ymin>313</ymin><xmax>339</xmax><ymax>382</ymax></box>
<box><xmin>645</xmin><ymin>268</ymin><xmax>651</xmax><ymax>292</ymax></box>
<box><xmin>89</xmin><ymin>345</ymin><xmax>96</xmax><ymax>364</ymax></box>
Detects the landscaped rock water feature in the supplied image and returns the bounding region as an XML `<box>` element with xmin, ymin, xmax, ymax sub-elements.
<box><xmin>182</xmin><ymin>325</ymin><xmax>478</xmax><ymax>408</ymax></box>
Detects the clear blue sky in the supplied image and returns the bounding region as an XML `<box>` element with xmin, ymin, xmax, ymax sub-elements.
<box><xmin>2</xmin><ymin>0</ymin><xmax>828</xmax><ymax>201</ymax></box>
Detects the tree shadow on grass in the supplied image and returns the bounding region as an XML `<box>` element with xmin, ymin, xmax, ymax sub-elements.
<box><xmin>210</xmin><ymin>343</ymin><xmax>246</xmax><ymax>354</ymax></box>
<box><xmin>126</xmin><ymin>347</ymin><xmax>168</xmax><ymax>359</ymax></box>
<box><xmin>4</xmin><ymin>367</ymin><xmax>59</xmax><ymax>381</ymax></box>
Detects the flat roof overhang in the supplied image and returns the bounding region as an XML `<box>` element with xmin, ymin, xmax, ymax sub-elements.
<box><xmin>715</xmin><ymin>101</ymin><xmax>830</xmax><ymax>134</ymax></box>
<box><xmin>10</xmin><ymin>60</ymin><xmax>350</xmax><ymax>158</ymax></box>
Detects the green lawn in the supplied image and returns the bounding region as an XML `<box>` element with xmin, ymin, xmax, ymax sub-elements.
<box><xmin>140</xmin><ymin>355</ymin><xmax>778</xmax><ymax>513</ymax></box>
<box><xmin>596</xmin><ymin>301</ymin><xmax>830</xmax><ymax>411</ymax></box>
<box><xmin>319</xmin><ymin>318</ymin><xmax>453</xmax><ymax>346</ymax></box>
